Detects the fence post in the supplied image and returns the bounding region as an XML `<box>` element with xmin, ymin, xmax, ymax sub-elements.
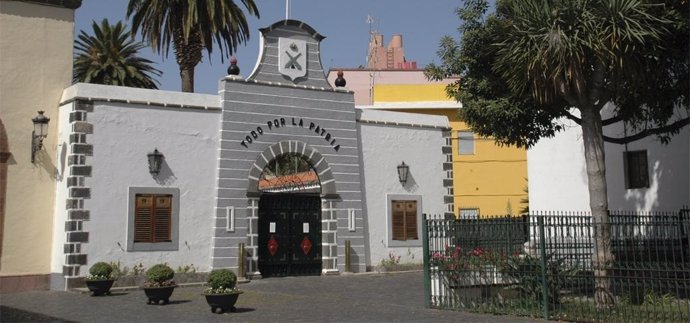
<box><xmin>537</xmin><ymin>215</ymin><xmax>549</xmax><ymax>320</ymax></box>
<box><xmin>345</xmin><ymin>240</ymin><xmax>352</xmax><ymax>272</ymax></box>
<box><xmin>422</xmin><ymin>213</ymin><xmax>431</xmax><ymax>308</ymax></box>
<box><xmin>238</xmin><ymin>242</ymin><xmax>246</xmax><ymax>279</ymax></box>
<box><xmin>682</xmin><ymin>206</ymin><xmax>690</xmax><ymax>261</ymax></box>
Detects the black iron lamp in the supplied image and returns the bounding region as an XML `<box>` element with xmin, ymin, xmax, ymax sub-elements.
<box><xmin>31</xmin><ymin>110</ymin><xmax>50</xmax><ymax>163</ymax></box>
<box><xmin>147</xmin><ymin>148</ymin><xmax>164</xmax><ymax>175</ymax></box>
<box><xmin>397</xmin><ymin>161</ymin><xmax>409</xmax><ymax>185</ymax></box>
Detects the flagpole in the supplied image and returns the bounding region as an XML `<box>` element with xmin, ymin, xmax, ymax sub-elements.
<box><xmin>285</xmin><ymin>0</ymin><xmax>290</xmax><ymax>19</ymax></box>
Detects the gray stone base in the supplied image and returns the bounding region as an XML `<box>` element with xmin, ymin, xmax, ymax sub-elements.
<box><xmin>49</xmin><ymin>273</ymin><xmax>66</xmax><ymax>291</ymax></box>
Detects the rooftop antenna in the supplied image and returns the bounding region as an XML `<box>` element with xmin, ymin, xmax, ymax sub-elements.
<box><xmin>285</xmin><ymin>0</ymin><xmax>290</xmax><ymax>19</ymax></box>
<box><xmin>366</xmin><ymin>15</ymin><xmax>375</xmax><ymax>66</ymax></box>
<box><xmin>366</xmin><ymin>15</ymin><xmax>378</xmax><ymax>104</ymax></box>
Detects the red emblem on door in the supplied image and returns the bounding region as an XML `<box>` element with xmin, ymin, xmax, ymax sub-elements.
<box><xmin>300</xmin><ymin>236</ymin><xmax>312</xmax><ymax>255</ymax></box>
<box><xmin>267</xmin><ymin>235</ymin><xmax>278</xmax><ymax>256</ymax></box>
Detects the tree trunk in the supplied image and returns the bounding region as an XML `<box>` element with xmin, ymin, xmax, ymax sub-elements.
<box><xmin>579</xmin><ymin>105</ymin><xmax>615</xmax><ymax>309</ymax></box>
<box><xmin>173</xmin><ymin>28</ymin><xmax>203</xmax><ymax>93</ymax></box>
<box><xmin>180</xmin><ymin>67</ymin><xmax>194</xmax><ymax>93</ymax></box>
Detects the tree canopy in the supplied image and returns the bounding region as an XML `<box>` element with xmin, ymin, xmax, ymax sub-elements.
<box><xmin>426</xmin><ymin>0</ymin><xmax>688</xmax><ymax>149</ymax></box>
<box><xmin>73</xmin><ymin>19</ymin><xmax>161</xmax><ymax>88</ymax></box>
<box><xmin>426</xmin><ymin>0</ymin><xmax>689</xmax><ymax>308</ymax></box>
<box><xmin>127</xmin><ymin>0</ymin><xmax>260</xmax><ymax>92</ymax></box>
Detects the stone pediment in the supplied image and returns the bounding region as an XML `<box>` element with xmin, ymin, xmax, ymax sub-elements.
<box><xmin>247</xmin><ymin>20</ymin><xmax>331</xmax><ymax>89</ymax></box>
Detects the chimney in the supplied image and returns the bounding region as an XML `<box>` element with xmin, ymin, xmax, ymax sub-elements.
<box><xmin>388</xmin><ymin>34</ymin><xmax>402</xmax><ymax>49</ymax></box>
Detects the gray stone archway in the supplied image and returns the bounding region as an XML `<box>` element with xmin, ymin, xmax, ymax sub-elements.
<box><xmin>244</xmin><ymin>140</ymin><xmax>341</xmax><ymax>276</ymax></box>
<box><xmin>246</xmin><ymin>140</ymin><xmax>336</xmax><ymax>197</ymax></box>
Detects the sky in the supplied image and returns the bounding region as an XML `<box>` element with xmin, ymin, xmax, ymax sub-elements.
<box><xmin>75</xmin><ymin>1</ymin><xmax>464</xmax><ymax>94</ymax></box>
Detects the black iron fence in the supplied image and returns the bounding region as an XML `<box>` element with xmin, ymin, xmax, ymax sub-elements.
<box><xmin>422</xmin><ymin>208</ymin><xmax>690</xmax><ymax>322</ymax></box>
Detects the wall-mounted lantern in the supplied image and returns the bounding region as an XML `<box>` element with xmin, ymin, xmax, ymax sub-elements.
<box><xmin>31</xmin><ymin>110</ymin><xmax>50</xmax><ymax>163</ymax></box>
<box><xmin>397</xmin><ymin>161</ymin><xmax>409</xmax><ymax>185</ymax></box>
<box><xmin>147</xmin><ymin>148</ymin><xmax>164</xmax><ymax>175</ymax></box>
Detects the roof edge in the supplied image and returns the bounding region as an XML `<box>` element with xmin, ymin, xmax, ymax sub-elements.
<box><xmin>259</xmin><ymin>19</ymin><xmax>325</xmax><ymax>41</ymax></box>
<box><xmin>14</xmin><ymin>0</ymin><xmax>82</xmax><ymax>9</ymax></box>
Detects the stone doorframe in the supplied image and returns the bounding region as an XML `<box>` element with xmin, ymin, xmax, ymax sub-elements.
<box><xmin>244</xmin><ymin>140</ymin><xmax>340</xmax><ymax>277</ymax></box>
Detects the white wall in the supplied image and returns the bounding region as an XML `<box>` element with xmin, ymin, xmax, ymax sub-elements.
<box><xmin>358</xmin><ymin>109</ymin><xmax>448</xmax><ymax>266</ymax></box>
<box><xmin>528</xmin><ymin>119</ymin><xmax>589</xmax><ymax>211</ymax></box>
<box><xmin>529</xmin><ymin>108</ymin><xmax>690</xmax><ymax>212</ymax></box>
<box><xmin>83</xmin><ymin>103</ymin><xmax>220</xmax><ymax>272</ymax></box>
<box><xmin>51</xmin><ymin>102</ymin><xmax>74</xmax><ymax>273</ymax></box>
<box><xmin>55</xmin><ymin>84</ymin><xmax>221</xmax><ymax>274</ymax></box>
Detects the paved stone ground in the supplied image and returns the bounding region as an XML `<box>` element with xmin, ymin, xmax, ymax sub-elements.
<box><xmin>1</xmin><ymin>271</ymin><xmax>544</xmax><ymax>322</ymax></box>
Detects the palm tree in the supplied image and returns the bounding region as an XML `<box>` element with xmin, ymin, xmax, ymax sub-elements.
<box><xmin>126</xmin><ymin>0</ymin><xmax>260</xmax><ymax>92</ymax></box>
<box><xmin>73</xmin><ymin>19</ymin><xmax>161</xmax><ymax>88</ymax></box>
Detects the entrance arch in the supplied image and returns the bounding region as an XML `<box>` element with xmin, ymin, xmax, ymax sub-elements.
<box><xmin>248</xmin><ymin>141</ymin><xmax>335</xmax><ymax>277</ymax></box>
<box><xmin>246</xmin><ymin>140</ymin><xmax>336</xmax><ymax>197</ymax></box>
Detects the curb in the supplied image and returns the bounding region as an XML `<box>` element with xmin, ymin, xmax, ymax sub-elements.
<box><xmin>72</xmin><ymin>282</ymin><xmax>206</xmax><ymax>294</ymax></box>
<box><xmin>71</xmin><ymin>270</ymin><xmax>422</xmax><ymax>293</ymax></box>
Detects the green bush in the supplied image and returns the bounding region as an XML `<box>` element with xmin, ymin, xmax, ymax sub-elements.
<box><xmin>145</xmin><ymin>264</ymin><xmax>175</xmax><ymax>283</ymax></box>
<box><xmin>207</xmin><ymin>269</ymin><xmax>237</xmax><ymax>290</ymax></box>
<box><xmin>500</xmin><ymin>253</ymin><xmax>579</xmax><ymax>306</ymax></box>
<box><xmin>88</xmin><ymin>262</ymin><xmax>114</xmax><ymax>279</ymax></box>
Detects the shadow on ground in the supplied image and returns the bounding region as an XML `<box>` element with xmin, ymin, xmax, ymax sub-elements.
<box><xmin>1</xmin><ymin>305</ymin><xmax>75</xmax><ymax>323</ymax></box>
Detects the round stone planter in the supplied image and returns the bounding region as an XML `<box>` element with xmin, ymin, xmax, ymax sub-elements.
<box><xmin>143</xmin><ymin>285</ymin><xmax>177</xmax><ymax>305</ymax></box>
<box><xmin>85</xmin><ymin>279</ymin><xmax>115</xmax><ymax>296</ymax></box>
<box><xmin>204</xmin><ymin>291</ymin><xmax>243</xmax><ymax>314</ymax></box>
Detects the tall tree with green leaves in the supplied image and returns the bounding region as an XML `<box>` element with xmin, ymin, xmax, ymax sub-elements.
<box><xmin>127</xmin><ymin>0</ymin><xmax>260</xmax><ymax>92</ymax></box>
<box><xmin>73</xmin><ymin>19</ymin><xmax>161</xmax><ymax>88</ymax></box>
<box><xmin>426</xmin><ymin>0</ymin><xmax>688</xmax><ymax>308</ymax></box>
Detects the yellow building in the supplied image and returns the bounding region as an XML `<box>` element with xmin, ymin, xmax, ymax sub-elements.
<box><xmin>327</xmin><ymin>70</ymin><xmax>527</xmax><ymax>218</ymax></box>
<box><xmin>0</xmin><ymin>0</ymin><xmax>81</xmax><ymax>291</ymax></box>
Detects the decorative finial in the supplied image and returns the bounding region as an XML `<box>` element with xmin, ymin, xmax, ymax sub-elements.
<box><xmin>227</xmin><ymin>56</ymin><xmax>240</xmax><ymax>75</ymax></box>
<box><xmin>334</xmin><ymin>70</ymin><xmax>346</xmax><ymax>87</ymax></box>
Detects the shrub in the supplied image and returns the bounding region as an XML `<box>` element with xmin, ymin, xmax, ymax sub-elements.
<box><xmin>108</xmin><ymin>261</ymin><xmax>146</xmax><ymax>278</ymax></box>
<box><xmin>144</xmin><ymin>264</ymin><xmax>175</xmax><ymax>287</ymax></box>
<box><xmin>380</xmin><ymin>252</ymin><xmax>401</xmax><ymax>268</ymax></box>
<box><xmin>500</xmin><ymin>253</ymin><xmax>579</xmax><ymax>306</ymax></box>
<box><xmin>205</xmin><ymin>269</ymin><xmax>239</xmax><ymax>294</ymax></box>
<box><xmin>87</xmin><ymin>262</ymin><xmax>114</xmax><ymax>280</ymax></box>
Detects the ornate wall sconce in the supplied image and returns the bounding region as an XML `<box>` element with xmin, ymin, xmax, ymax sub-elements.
<box><xmin>31</xmin><ymin>110</ymin><xmax>50</xmax><ymax>163</ymax></box>
<box><xmin>147</xmin><ymin>148</ymin><xmax>164</xmax><ymax>175</ymax></box>
<box><xmin>397</xmin><ymin>161</ymin><xmax>409</xmax><ymax>185</ymax></box>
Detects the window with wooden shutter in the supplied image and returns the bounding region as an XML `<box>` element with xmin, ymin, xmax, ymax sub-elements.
<box><xmin>134</xmin><ymin>194</ymin><xmax>172</xmax><ymax>243</ymax></box>
<box><xmin>392</xmin><ymin>200</ymin><xmax>418</xmax><ymax>241</ymax></box>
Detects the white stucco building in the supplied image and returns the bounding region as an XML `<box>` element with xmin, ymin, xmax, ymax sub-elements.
<box><xmin>528</xmin><ymin>108</ymin><xmax>689</xmax><ymax>212</ymax></box>
<box><xmin>47</xmin><ymin>19</ymin><xmax>452</xmax><ymax>290</ymax></box>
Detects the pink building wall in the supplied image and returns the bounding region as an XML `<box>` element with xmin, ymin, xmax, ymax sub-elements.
<box><xmin>326</xmin><ymin>69</ymin><xmax>457</xmax><ymax>105</ymax></box>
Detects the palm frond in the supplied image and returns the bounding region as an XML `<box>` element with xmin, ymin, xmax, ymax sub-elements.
<box><xmin>73</xmin><ymin>18</ymin><xmax>161</xmax><ymax>89</ymax></box>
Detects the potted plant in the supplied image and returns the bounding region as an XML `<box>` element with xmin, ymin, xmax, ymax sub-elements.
<box><xmin>202</xmin><ymin>269</ymin><xmax>243</xmax><ymax>314</ymax></box>
<box><xmin>85</xmin><ymin>262</ymin><xmax>116</xmax><ymax>296</ymax></box>
<box><xmin>142</xmin><ymin>263</ymin><xmax>177</xmax><ymax>305</ymax></box>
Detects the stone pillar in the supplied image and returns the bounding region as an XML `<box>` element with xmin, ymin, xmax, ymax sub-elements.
<box><xmin>62</xmin><ymin>100</ymin><xmax>93</xmax><ymax>289</ymax></box>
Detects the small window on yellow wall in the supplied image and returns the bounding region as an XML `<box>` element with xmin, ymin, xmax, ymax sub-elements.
<box><xmin>459</xmin><ymin>208</ymin><xmax>480</xmax><ymax>219</ymax></box>
<box><xmin>458</xmin><ymin>131</ymin><xmax>474</xmax><ymax>155</ymax></box>
<box><xmin>392</xmin><ymin>200</ymin><xmax>418</xmax><ymax>241</ymax></box>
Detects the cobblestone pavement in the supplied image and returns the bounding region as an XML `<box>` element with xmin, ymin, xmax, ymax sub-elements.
<box><xmin>1</xmin><ymin>271</ymin><xmax>544</xmax><ymax>322</ymax></box>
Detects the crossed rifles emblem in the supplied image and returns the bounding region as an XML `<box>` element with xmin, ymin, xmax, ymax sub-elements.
<box><xmin>284</xmin><ymin>42</ymin><xmax>303</xmax><ymax>71</ymax></box>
